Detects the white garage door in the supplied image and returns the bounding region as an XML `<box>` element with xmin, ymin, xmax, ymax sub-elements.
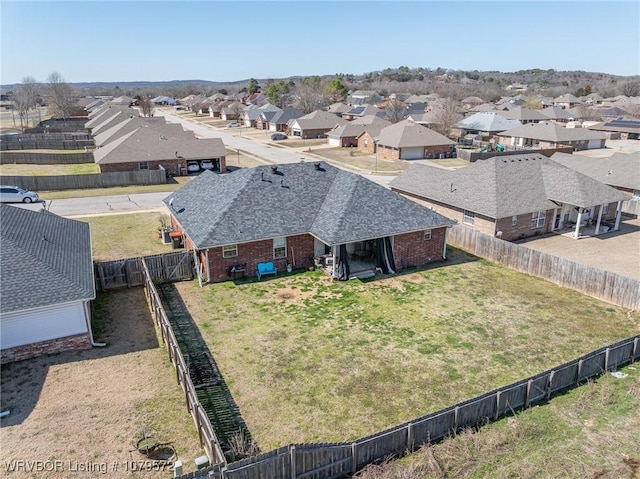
<box><xmin>401</xmin><ymin>147</ymin><xmax>424</xmax><ymax>160</ymax></box>
<box><xmin>328</xmin><ymin>137</ymin><xmax>341</xmax><ymax>147</ymax></box>
<box><xmin>1</xmin><ymin>302</ymin><xmax>88</xmax><ymax>350</ymax></box>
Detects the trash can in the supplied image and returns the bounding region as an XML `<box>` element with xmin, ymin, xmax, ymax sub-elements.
<box><xmin>170</xmin><ymin>232</ymin><xmax>183</xmax><ymax>249</ymax></box>
<box><xmin>161</xmin><ymin>228</ymin><xmax>172</xmax><ymax>244</ymax></box>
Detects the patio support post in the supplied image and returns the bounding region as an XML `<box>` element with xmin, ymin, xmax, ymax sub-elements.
<box><xmin>595</xmin><ymin>203</ymin><xmax>604</xmax><ymax>235</ymax></box>
<box><xmin>551</xmin><ymin>208</ymin><xmax>558</xmax><ymax>232</ymax></box>
<box><xmin>574</xmin><ymin>207</ymin><xmax>583</xmax><ymax>239</ymax></box>
<box><xmin>558</xmin><ymin>205</ymin><xmax>565</xmax><ymax>230</ymax></box>
<box><xmin>443</xmin><ymin>227</ymin><xmax>449</xmax><ymax>259</ymax></box>
<box><xmin>614</xmin><ymin>201</ymin><xmax>622</xmax><ymax>230</ymax></box>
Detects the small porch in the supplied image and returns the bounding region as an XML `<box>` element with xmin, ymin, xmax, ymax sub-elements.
<box><xmin>314</xmin><ymin>237</ymin><xmax>396</xmax><ymax>281</ymax></box>
<box><xmin>550</xmin><ymin>200</ymin><xmax>624</xmax><ymax>239</ymax></box>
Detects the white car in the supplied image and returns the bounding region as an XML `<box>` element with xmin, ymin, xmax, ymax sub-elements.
<box><xmin>226</xmin><ymin>122</ymin><xmax>240</xmax><ymax>128</ymax></box>
<box><xmin>0</xmin><ymin>185</ymin><xmax>39</xmax><ymax>203</ymax></box>
<box><xmin>186</xmin><ymin>161</ymin><xmax>200</xmax><ymax>173</ymax></box>
<box><xmin>200</xmin><ymin>160</ymin><xmax>214</xmax><ymax>170</ymax></box>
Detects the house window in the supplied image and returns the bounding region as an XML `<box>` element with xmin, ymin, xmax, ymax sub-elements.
<box><xmin>602</xmin><ymin>203</ymin><xmax>610</xmax><ymax>215</ymax></box>
<box><xmin>531</xmin><ymin>211</ymin><xmax>545</xmax><ymax>229</ymax></box>
<box><xmin>273</xmin><ymin>237</ymin><xmax>286</xmax><ymax>259</ymax></box>
<box><xmin>463</xmin><ymin>210</ymin><xmax>475</xmax><ymax>225</ymax></box>
<box><xmin>424</xmin><ymin>230</ymin><xmax>432</xmax><ymax>240</ymax></box>
<box><xmin>511</xmin><ymin>215</ymin><xmax>518</xmax><ymax>227</ymax></box>
<box><xmin>222</xmin><ymin>244</ymin><xmax>238</xmax><ymax>258</ymax></box>
<box><xmin>138</xmin><ymin>161</ymin><xmax>149</xmax><ymax>170</ymax></box>
<box><xmin>364</xmin><ymin>139</ymin><xmax>368</xmax><ymax>148</ymax></box>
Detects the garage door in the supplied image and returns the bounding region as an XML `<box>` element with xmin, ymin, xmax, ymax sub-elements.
<box><xmin>401</xmin><ymin>147</ymin><xmax>424</xmax><ymax>160</ymax></box>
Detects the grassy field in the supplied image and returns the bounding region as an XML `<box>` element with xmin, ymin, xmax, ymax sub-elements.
<box><xmin>311</xmin><ymin>147</ymin><xmax>411</xmax><ymax>174</ymax></box>
<box><xmin>358</xmin><ymin>363</ymin><xmax>640</xmax><ymax>478</ymax></box>
<box><xmin>172</xmin><ymin>248</ymin><xmax>639</xmax><ymax>451</ymax></box>
<box><xmin>38</xmin><ymin>177</ymin><xmax>191</xmax><ymax>200</ymax></box>
<box><xmin>81</xmin><ymin>212</ymin><xmax>174</xmax><ymax>261</ymax></box>
<box><xmin>0</xmin><ymin>163</ymin><xmax>100</xmax><ymax>175</ymax></box>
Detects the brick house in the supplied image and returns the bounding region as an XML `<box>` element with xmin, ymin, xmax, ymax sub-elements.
<box><xmin>390</xmin><ymin>153</ymin><xmax>628</xmax><ymax>241</ymax></box>
<box><xmin>497</xmin><ymin>121</ymin><xmax>606</xmax><ymax>151</ymax></box>
<box><xmin>366</xmin><ymin>119</ymin><xmax>456</xmax><ymax>160</ymax></box>
<box><xmin>94</xmin><ymin>123</ymin><xmax>227</xmax><ymax>175</ymax></box>
<box><xmin>164</xmin><ymin>162</ymin><xmax>455</xmax><ymax>283</ymax></box>
<box><xmin>289</xmin><ymin>110</ymin><xmax>347</xmax><ymax>138</ymax></box>
<box><xmin>1</xmin><ymin>205</ymin><xmax>96</xmax><ymax>363</ymax></box>
<box><xmin>327</xmin><ymin>115</ymin><xmax>390</xmax><ymax>147</ymax></box>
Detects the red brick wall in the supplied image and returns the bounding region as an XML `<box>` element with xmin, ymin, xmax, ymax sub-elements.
<box><xmin>99</xmin><ymin>159</ymin><xmax>183</xmax><ymax>174</ymax></box>
<box><xmin>494</xmin><ymin>210</ymin><xmax>554</xmax><ymax>241</ymax></box>
<box><xmin>1</xmin><ymin>333</ymin><xmax>92</xmax><ymax>364</ymax></box>
<box><xmin>393</xmin><ymin>228</ymin><xmax>448</xmax><ymax>268</ymax></box>
<box><xmin>357</xmin><ymin>132</ymin><xmax>376</xmax><ymax>154</ymax></box>
<box><xmin>206</xmin><ymin>233</ymin><xmax>315</xmax><ymax>283</ymax></box>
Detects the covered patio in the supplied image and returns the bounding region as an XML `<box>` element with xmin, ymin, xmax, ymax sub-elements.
<box><xmin>551</xmin><ymin>199</ymin><xmax>625</xmax><ymax>239</ymax></box>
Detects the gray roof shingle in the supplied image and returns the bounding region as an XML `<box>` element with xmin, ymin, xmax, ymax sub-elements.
<box><xmin>550</xmin><ymin>152</ymin><xmax>640</xmax><ymax>191</ymax></box>
<box><xmin>498</xmin><ymin>121</ymin><xmax>606</xmax><ymax>142</ymax></box>
<box><xmin>0</xmin><ymin>205</ymin><xmax>95</xmax><ymax>314</ymax></box>
<box><xmin>390</xmin><ymin>154</ymin><xmax>628</xmax><ymax>218</ymax></box>
<box><xmin>377</xmin><ymin>119</ymin><xmax>455</xmax><ymax>148</ymax></box>
<box><xmin>164</xmin><ymin>162</ymin><xmax>454</xmax><ymax>248</ymax></box>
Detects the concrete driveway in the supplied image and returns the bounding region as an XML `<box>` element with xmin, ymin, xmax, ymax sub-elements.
<box><xmin>515</xmin><ymin>217</ymin><xmax>640</xmax><ymax>280</ymax></box>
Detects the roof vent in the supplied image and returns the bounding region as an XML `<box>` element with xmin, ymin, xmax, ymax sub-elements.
<box><xmin>271</xmin><ymin>165</ymin><xmax>278</xmax><ymax>174</ymax></box>
<box><xmin>314</xmin><ymin>162</ymin><xmax>324</xmax><ymax>171</ymax></box>
<box><xmin>281</xmin><ymin>179</ymin><xmax>289</xmax><ymax>189</ymax></box>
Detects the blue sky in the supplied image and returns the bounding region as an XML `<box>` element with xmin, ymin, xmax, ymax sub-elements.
<box><xmin>1</xmin><ymin>1</ymin><xmax>638</xmax><ymax>85</ymax></box>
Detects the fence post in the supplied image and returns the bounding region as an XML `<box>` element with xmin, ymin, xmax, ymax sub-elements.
<box><xmin>634</xmin><ymin>338</ymin><xmax>639</xmax><ymax>362</ymax></box>
<box><xmin>351</xmin><ymin>442</ymin><xmax>357</xmax><ymax>474</ymax></box>
<box><xmin>454</xmin><ymin>406</ymin><xmax>459</xmax><ymax>431</ymax></box>
<box><xmin>290</xmin><ymin>445</ymin><xmax>296</xmax><ymax>479</ymax></box>
<box><xmin>604</xmin><ymin>348</ymin><xmax>611</xmax><ymax>371</ymax></box>
<box><xmin>576</xmin><ymin>359</ymin><xmax>583</xmax><ymax>384</ymax></box>
<box><xmin>525</xmin><ymin>379</ymin><xmax>532</xmax><ymax>408</ymax></box>
<box><xmin>407</xmin><ymin>423</ymin><xmax>413</xmax><ymax>452</ymax></box>
<box><xmin>98</xmin><ymin>264</ymin><xmax>106</xmax><ymax>291</ymax></box>
<box><xmin>546</xmin><ymin>371</ymin><xmax>555</xmax><ymax>399</ymax></box>
<box><xmin>494</xmin><ymin>391</ymin><xmax>501</xmax><ymax>420</ymax></box>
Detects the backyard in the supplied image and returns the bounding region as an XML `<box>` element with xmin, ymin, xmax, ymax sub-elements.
<box><xmin>0</xmin><ymin>288</ymin><xmax>204</xmax><ymax>478</ymax></box>
<box><xmin>171</xmin><ymin>248</ymin><xmax>639</xmax><ymax>452</ymax></box>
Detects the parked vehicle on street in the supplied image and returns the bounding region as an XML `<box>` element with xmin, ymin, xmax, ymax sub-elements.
<box><xmin>0</xmin><ymin>185</ymin><xmax>39</xmax><ymax>203</ymax></box>
<box><xmin>226</xmin><ymin>122</ymin><xmax>240</xmax><ymax>128</ymax></box>
<box><xmin>187</xmin><ymin>161</ymin><xmax>201</xmax><ymax>173</ymax></box>
<box><xmin>271</xmin><ymin>133</ymin><xmax>288</xmax><ymax>141</ymax></box>
<box><xmin>200</xmin><ymin>160</ymin><xmax>214</xmax><ymax>170</ymax></box>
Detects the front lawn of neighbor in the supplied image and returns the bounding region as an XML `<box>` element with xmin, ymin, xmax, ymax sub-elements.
<box><xmin>0</xmin><ymin>162</ymin><xmax>100</xmax><ymax>176</ymax></box>
<box><xmin>172</xmin><ymin>248</ymin><xmax>639</xmax><ymax>451</ymax></box>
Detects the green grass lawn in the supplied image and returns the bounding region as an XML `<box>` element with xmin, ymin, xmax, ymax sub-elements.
<box><xmin>360</xmin><ymin>363</ymin><xmax>640</xmax><ymax>478</ymax></box>
<box><xmin>172</xmin><ymin>249</ymin><xmax>639</xmax><ymax>451</ymax></box>
<box><xmin>81</xmin><ymin>212</ymin><xmax>174</xmax><ymax>261</ymax></box>
<box><xmin>39</xmin><ymin>177</ymin><xmax>192</xmax><ymax>200</ymax></box>
<box><xmin>0</xmin><ymin>162</ymin><xmax>100</xmax><ymax>175</ymax></box>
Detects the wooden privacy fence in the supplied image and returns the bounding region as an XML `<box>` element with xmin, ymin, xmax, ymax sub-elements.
<box><xmin>456</xmin><ymin>146</ymin><xmax>573</xmax><ymax>162</ymax></box>
<box><xmin>95</xmin><ymin>251</ymin><xmax>193</xmax><ymax>291</ymax></box>
<box><xmin>0</xmin><ymin>151</ymin><xmax>94</xmax><ymax>164</ymax></box>
<box><xmin>183</xmin><ymin>335</ymin><xmax>640</xmax><ymax>479</ymax></box>
<box><xmin>141</xmin><ymin>258</ymin><xmax>228</xmax><ymax>466</ymax></box>
<box><xmin>447</xmin><ymin>225</ymin><xmax>640</xmax><ymax>310</ymax></box>
<box><xmin>1</xmin><ymin>132</ymin><xmax>94</xmax><ymax>151</ymax></box>
<box><xmin>1</xmin><ymin>169</ymin><xmax>166</xmax><ymax>191</ymax></box>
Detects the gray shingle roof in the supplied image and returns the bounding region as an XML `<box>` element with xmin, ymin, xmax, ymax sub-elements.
<box><xmin>377</xmin><ymin>119</ymin><xmax>455</xmax><ymax>148</ymax></box>
<box><xmin>498</xmin><ymin>121</ymin><xmax>606</xmax><ymax>142</ymax></box>
<box><xmin>455</xmin><ymin>112</ymin><xmax>522</xmax><ymax>132</ymax></box>
<box><xmin>164</xmin><ymin>162</ymin><xmax>454</xmax><ymax>248</ymax></box>
<box><xmin>540</xmin><ymin>106</ymin><xmax>574</xmax><ymax>120</ymax></box>
<box><xmin>269</xmin><ymin>107</ymin><xmax>304</xmax><ymax>125</ymax></box>
<box><xmin>94</xmin><ymin>125</ymin><xmax>225</xmax><ymax>164</ymax></box>
<box><xmin>550</xmin><ymin>152</ymin><xmax>640</xmax><ymax>190</ymax></box>
<box><xmin>291</xmin><ymin>110</ymin><xmax>348</xmax><ymax>130</ymax></box>
<box><xmin>93</xmin><ymin>116</ymin><xmax>168</xmax><ymax>147</ymax></box>
<box><xmin>0</xmin><ymin>205</ymin><xmax>95</xmax><ymax>314</ymax></box>
<box><xmin>495</xmin><ymin>107</ymin><xmax>548</xmax><ymax>122</ymax></box>
<box><xmin>390</xmin><ymin>154</ymin><xmax>628</xmax><ymax>219</ymax></box>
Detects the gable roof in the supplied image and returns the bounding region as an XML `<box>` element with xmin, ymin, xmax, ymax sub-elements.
<box><xmin>497</xmin><ymin>121</ymin><xmax>606</xmax><ymax>142</ymax></box>
<box><xmin>93</xmin><ymin>116</ymin><xmax>168</xmax><ymax>147</ymax></box>
<box><xmin>550</xmin><ymin>152</ymin><xmax>640</xmax><ymax>191</ymax></box>
<box><xmin>540</xmin><ymin>106</ymin><xmax>574</xmax><ymax>120</ymax></box>
<box><xmin>269</xmin><ymin>107</ymin><xmax>304</xmax><ymax>125</ymax></box>
<box><xmin>376</xmin><ymin>119</ymin><xmax>455</xmax><ymax>148</ymax></box>
<box><xmin>94</xmin><ymin>125</ymin><xmax>225</xmax><ymax>165</ymax></box>
<box><xmin>390</xmin><ymin>154</ymin><xmax>628</xmax><ymax>219</ymax></box>
<box><xmin>495</xmin><ymin>107</ymin><xmax>548</xmax><ymax>122</ymax></box>
<box><xmin>0</xmin><ymin>205</ymin><xmax>95</xmax><ymax>314</ymax></box>
<box><xmin>164</xmin><ymin>162</ymin><xmax>454</xmax><ymax>248</ymax></box>
<box><xmin>291</xmin><ymin>110</ymin><xmax>348</xmax><ymax>130</ymax></box>
<box><xmin>455</xmin><ymin>111</ymin><xmax>522</xmax><ymax>132</ymax></box>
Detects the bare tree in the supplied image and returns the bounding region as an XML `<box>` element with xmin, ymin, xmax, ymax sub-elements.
<box><xmin>14</xmin><ymin>76</ymin><xmax>39</xmax><ymax>131</ymax></box>
<box><xmin>46</xmin><ymin>72</ymin><xmax>76</xmax><ymax>122</ymax></box>
<box><xmin>430</xmin><ymin>97</ymin><xmax>462</xmax><ymax>137</ymax></box>
<box><xmin>295</xmin><ymin>77</ymin><xmax>327</xmax><ymax>114</ymax></box>
<box><xmin>383</xmin><ymin>97</ymin><xmax>407</xmax><ymax>123</ymax></box>
<box><xmin>619</xmin><ymin>81</ymin><xmax>639</xmax><ymax>97</ymax></box>
<box><xmin>137</xmin><ymin>95</ymin><xmax>153</xmax><ymax>117</ymax></box>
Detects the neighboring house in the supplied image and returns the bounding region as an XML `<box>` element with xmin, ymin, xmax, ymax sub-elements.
<box><xmin>289</xmin><ymin>110</ymin><xmax>347</xmax><ymax>138</ymax></box>
<box><xmin>267</xmin><ymin>107</ymin><xmax>304</xmax><ymax>132</ymax></box>
<box><xmin>221</xmin><ymin>102</ymin><xmax>243</xmax><ymax>121</ymax></box>
<box><xmin>497</xmin><ymin>121</ymin><xmax>607</xmax><ymax>150</ymax></box>
<box><xmin>93</xmin><ymin>116</ymin><xmax>169</xmax><ymax>147</ymax></box>
<box><xmin>553</xmin><ymin>93</ymin><xmax>582</xmax><ymax>109</ymax></box>
<box><xmin>540</xmin><ymin>106</ymin><xmax>574</xmax><ymax>123</ymax></box>
<box><xmin>347</xmin><ymin>90</ymin><xmax>383</xmax><ymax>105</ymax></box>
<box><xmin>550</xmin><ymin>152</ymin><xmax>640</xmax><ymax>217</ymax></box>
<box><xmin>407</xmin><ymin>110</ymin><xmax>440</xmax><ymax>127</ymax></box>
<box><xmin>341</xmin><ymin>104</ymin><xmax>382</xmax><ymax>121</ymax></box>
<box><xmin>242</xmin><ymin>103</ymin><xmax>280</xmax><ymax>128</ymax></box>
<box><xmin>164</xmin><ymin>162</ymin><xmax>455</xmax><ymax>283</ymax></box>
<box><xmin>454</xmin><ymin>112</ymin><xmax>522</xmax><ymax>137</ymax></box>
<box><xmin>93</xmin><ymin>125</ymin><xmax>227</xmax><ymax>174</ymax></box>
<box><xmin>87</xmin><ymin>107</ymin><xmax>140</xmax><ymax>136</ymax></box>
<box><xmin>1</xmin><ymin>205</ymin><xmax>96</xmax><ymax>363</ymax></box>
<box><xmin>151</xmin><ymin>96</ymin><xmax>177</xmax><ymax>106</ymax></box>
<box><xmin>327</xmin><ymin>102</ymin><xmax>350</xmax><ymax>117</ymax></box>
<box><xmin>327</xmin><ymin>116</ymin><xmax>391</xmax><ymax>147</ymax></box>
<box><xmin>586</xmin><ymin>119</ymin><xmax>640</xmax><ymax>140</ymax></box>
<box><xmin>257</xmin><ymin>109</ymin><xmax>280</xmax><ymax>130</ymax></box>
<box><xmin>390</xmin><ymin>153</ymin><xmax>628</xmax><ymax>241</ymax></box>
<box><xmin>495</xmin><ymin>107</ymin><xmax>548</xmax><ymax>124</ymax></box>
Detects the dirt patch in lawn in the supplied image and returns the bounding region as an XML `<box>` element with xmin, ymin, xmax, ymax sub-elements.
<box><xmin>0</xmin><ymin>288</ymin><xmax>203</xmax><ymax>478</ymax></box>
